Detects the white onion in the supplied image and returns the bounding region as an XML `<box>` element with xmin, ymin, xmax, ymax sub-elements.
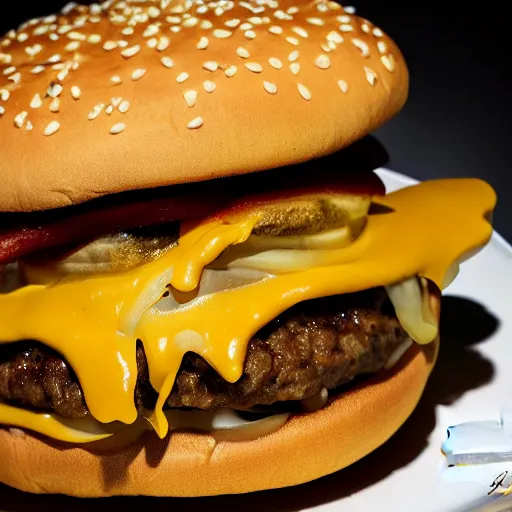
<box><xmin>301</xmin><ymin>388</ymin><xmax>329</xmax><ymax>412</ymax></box>
<box><xmin>385</xmin><ymin>277</ymin><xmax>438</xmax><ymax>345</ymax></box>
<box><xmin>384</xmin><ymin>337</ymin><xmax>413</xmax><ymax>370</ymax></box>
<box><xmin>10</xmin><ymin>408</ymin><xmax>290</xmax><ymax>445</ymax></box>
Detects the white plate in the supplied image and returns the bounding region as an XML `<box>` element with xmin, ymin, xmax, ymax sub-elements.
<box><xmin>0</xmin><ymin>168</ymin><xmax>511</xmax><ymax>512</ymax></box>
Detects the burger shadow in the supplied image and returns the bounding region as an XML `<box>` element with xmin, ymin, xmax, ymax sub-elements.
<box><xmin>0</xmin><ymin>295</ymin><xmax>498</xmax><ymax>512</ymax></box>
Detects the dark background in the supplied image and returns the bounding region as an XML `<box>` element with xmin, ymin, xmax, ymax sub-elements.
<box><xmin>1</xmin><ymin>1</ymin><xmax>510</xmax><ymax>241</ymax></box>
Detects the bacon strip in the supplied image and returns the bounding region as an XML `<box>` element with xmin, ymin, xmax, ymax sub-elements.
<box><xmin>0</xmin><ymin>140</ymin><xmax>387</xmax><ymax>265</ymax></box>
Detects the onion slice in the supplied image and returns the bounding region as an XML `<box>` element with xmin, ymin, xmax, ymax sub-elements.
<box><xmin>385</xmin><ymin>277</ymin><xmax>438</xmax><ymax>345</ymax></box>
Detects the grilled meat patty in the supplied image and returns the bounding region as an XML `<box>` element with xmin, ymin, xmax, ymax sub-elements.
<box><xmin>0</xmin><ymin>288</ymin><xmax>409</xmax><ymax>418</ymax></box>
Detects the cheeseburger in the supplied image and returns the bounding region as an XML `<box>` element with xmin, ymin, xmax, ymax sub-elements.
<box><xmin>0</xmin><ymin>0</ymin><xmax>496</xmax><ymax>498</ymax></box>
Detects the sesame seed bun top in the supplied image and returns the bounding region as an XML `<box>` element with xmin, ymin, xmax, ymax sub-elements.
<box><xmin>0</xmin><ymin>0</ymin><xmax>408</xmax><ymax>212</ymax></box>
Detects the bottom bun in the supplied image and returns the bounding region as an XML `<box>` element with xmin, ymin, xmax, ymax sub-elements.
<box><xmin>0</xmin><ymin>340</ymin><xmax>438</xmax><ymax>498</ymax></box>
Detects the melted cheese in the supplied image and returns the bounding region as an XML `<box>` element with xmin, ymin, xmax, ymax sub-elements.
<box><xmin>0</xmin><ymin>178</ymin><xmax>496</xmax><ymax>441</ymax></box>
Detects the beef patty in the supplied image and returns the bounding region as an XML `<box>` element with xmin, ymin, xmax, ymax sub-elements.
<box><xmin>0</xmin><ymin>288</ymin><xmax>409</xmax><ymax>418</ymax></box>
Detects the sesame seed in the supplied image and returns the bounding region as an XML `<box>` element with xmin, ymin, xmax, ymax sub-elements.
<box><xmin>157</xmin><ymin>36</ymin><xmax>170</xmax><ymax>51</ymax></box>
<box><xmin>61</xmin><ymin>2</ymin><xmax>77</xmax><ymax>15</ymax></box>
<box><xmin>196</xmin><ymin>5</ymin><xmax>209</xmax><ymax>14</ymax></box>
<box><xmin>245</xmin><ymin>30</ymin><xmax>256</xmax><ymax>39</ymax></box>
<box><xmin>184</xmin><ymin>90</ymin><xmax>198</xmax><ymax>107</ymax></box>
<box><xmin>320</xmin><ymin>43</ymin><xmax>331</xmax><ymax>52</ymax></box>
<box><xmin>146</xmin><ymin>38</ymin><xmax>158</xmax><ymax>49</ymax></box>
<box><xmin>203</xmin><ymin>61</ymin><xmax>219</xmax><ymax>72</ymax></box>
<box><xmin>327</xmin><ymin>31</ymin><xmax>343</xmax><ymax>44</ymax></box>
<box><xmin>88</xmin><ymin>34</ymin><xmax>102</xmax><ymax>44</ymax></box>
<box><xmin>373</xmin><ymin>27</ymin><xmax>383</xmax><ymax>37</ymax></box>
<box><xmin>161</xmin><ymin>56</ymin><xmax>174</xmax><ymax>68</ymax></box>
<box><xmin>297</xmin><ymin>83</ymin><xmax>311</xmax><ymax>101</ymax></box>
<box><xmin>361</xmin><ymin>23</ymin><xmax>370</xmax><ymax>33</ymax></box>
<box><xmin>121</xmin><ymin>45</ymin><xmax>141</xmax><ymax>58</ymax></box>
<box><xmin>71</xmin><ymin>85</ymin><xmax>81</xmax><ymax>99</ymax></box>
<box><xmin>49</xmin><ymin>33</ymin><xmax>59</xmax><ymax>41</ymax></box>
<box><xmin>315</xmin><ymin>54</ymin><xmax>331</xmax><ymax>69</ymax></box>
<box><xmin>225</xmin><ymin>18</ymin><xmax>240</xmax><ymax>27</ymax></box>
<box><xmin>57</xmin><ymin>68</ymin><xmax>69</xmax><ymax>81</ymax></box>
<box><xmin>286</xmin><ymin>37</ymin><xmax>299</xmax><ymax>46</ymax></box>
<box><xmin>196</xmin><ymin>36</ymin><xmax>209</xmax><ymax>50</ymax></box>
<box><xmin>111</xmin><ymin>75</ymin><xmax>122</xmax><ymax>84</ymax></box>
<box><xmin>263</xmin><ymin>81</ymin><xmax>277</xmax><ymax>94</ymax></box>
<box><xmin>215</xmin><ymin>6</ymin><xmax>224</xmax><ymax>16</ymax></box>
<box><xmin>170</xmin><ymin>26</ymin><xmax>181</xmax><ymax>34</ymax></box>
<box><xmin>49</xmin><ymin>98</ymin><xmax>60</xmax><ymax>112</ymax></box>
<box><xmin>287</xmin><ymin>6</ymin><xmax>299</xmax><ymax>14</ymax></box>
<box><xmin>224</xmin><ymin>65</ymin><xmax>237</xmax><ymax>77</ymax></box>
<box><xmin>176</xmin><ymin>71</ymin><xmax>189</xmax><ymax>83</ymax></box>
<box><xmin>381</xmin><ymin>54</ymin><xmax>395</xmax><ymax>72</ymax></box>
<box><xmin>117</xmin><ymin>100</ymin><xmax>130</xmax><ymax>114</ymax></box>
<box><xmin>337</xmin><ymin>15</ymin><xmax>351</xmax><ymax>23</ymax></box>
<box><xmin>288</xmin><ymin>50</ymin><xmax>299</xmax><ymax>62</ymax></box>
<box><xmin>268</xmin><ymin>57</ymin><xmax>282</xmax><ymax>69</ymax></box>
<box><xmin>203</xmin><ymin>80</ymin><xmax>216</xmax><ymax>93</ymax></box>
<box><xmin>248</xmin><ymin>16</ymin><xmax>263</xmax><ymax>24</ymax></box>
<box><xmin>290</xmin><ymin>62</ymin><xmax>300</xmax><ymax>75</ymax></box>
<box><xmin>200</xmin><ymin>20</ymin><xmax>213</xmax><ymax>29</ymax></box>
<box><xmin>110</xmin><ymin>123</ymin><xmax>126</xmax><ymax>135</ymax></box>
<box><xmin>187</xmin><ymin>116</ymin><xmax>203</xmax><ymax>129</ymax></box>
<box><xmin>337</xmin><ymin>79</ymin><xmax>348</xmax><ymax>92</ymax></box>
<box><xmin>274</xmin><ymin>10</ymin><xmax>292</xmax><ymax>20</ymax></box>
<box><xmin>118</xmin><ymin>41</ymin><xmax>129</xmax><ymax>49</ymax></box>
<box><xmin>306</xmin><ymin>17</ymin><xmax>324</xmax><ymax>26</ymax></box>
<box><xmin>122</xmin><ymin>27</ymin><xmax>134</xmax><ymax>36</ymax></box>
<box><xmin>8</xmin><ymin>72</ymin><xmax>21</xmax><ymax>85</ymax></box>
<box><xmin>148</xmin><ymin>6</ymin><xmax>161</xmax><ymax>17</ymax></box>
<box><xmin>131</xmin><ymin>68</ymin><xmax>146</xmax><ymax>80</ymax></box>
<box><xmin>17</xmin><ymin>33</ymin><xmax>28</xmax><ymax>43</ymax></box>
<box><xmin>364</xmin><ymin>66</ymin><xmax>377</xmax><ymax>85</ymax></box>
<box><xmin>166</xmin><ymin>16</ymin><xmax>181</xmax><ymax>24</ymax></box>
<box><xmin>344</xmin><ymin>6</ymin><xmax>356</xmax><ymax>14</ymax></box>
<box><xmin>352</xmin><ymin>38</ymin><xmax>370</xmax><ymax>57</ymax></box>
<box><xmin>44</xmin><ymin>120</ymin><xmax>60</xmax><ymax>136</ymax></box>
<box><xmin>213</xmin><ymin>29</ymin><xmax>232</xmax><ymax>39</ymax></box>
<box><xmin>292</xmin><ymin>26</ymin><xmax>308</xmax><ymax>38</ymax></box>
<box><xmin>339</xmin><ymin>24</ymin><xmax>353</xmax><ymax>32</ymax></box>
<box><xmin>103</xmin><ymin>40</ymin><xmax>117</xmax><ymax>51</ymax></box>
<box><xmin>14</xmin><ymin>111</ymin><xmax>28</xmax><ymax>128</ymax></box>
<box><xmin>377</xmin><ymin>41</ymin><xmax>388</xmax><ymax>54</ymax></box>
<box><xmin>240</xmin><ymin>22</ymin><xmax>253</xmax><ymax>31</ymax></box>
<box><xmin>245</xmin><ymin>62</ymin><xmax>262</xmax><ymax>73</ymax></box>
<box><xmin>317</xmin><ymin>3</ymin><xmax>328</xmax><ymax>12</ymax></box>
<box><xmin>268</xmin><ymin>25</ymin><xmax>283</xmax><ymax>35</ymax></box>
<box><xmin>26</xmin><ymin>120</ymin><xmax>33</xmax><ymax>131</ymax></box>
<box><xmin>3</xmin><ymin>66</ymin><xmax>15</xmax><ymax>76</ymax></box>
<box><xmin>68</xmin><ymin>31</ymin><xmax>86</xmax><ymax>41</ymax></box>
<box><xmin>143</xmin><ymin>24</ymin><xmax>160</xmax><ymax>38</ymax></box>
<box><xmin>48</xmin><ymin>84</ymin><xmax>63</xmax><ymax>97</ymax></box>
<box><xmin>88</xmin><ymin>104</ymin><xmax>104</xmax><ymax>120</ymax></box>
<box><xmin>236</xmin><ymin>46</ymin><xmax>250</xmax><ymax>58</ymax></box>
<box><xmin>110</xmin><ymin>97</ymin><xmax>122</xmax><ymax>108</ymax></box>
<box><xmin>105</xmin><ymin>105</ymin><xmax>114</xmax><ymax>115</ymax></box>
<box><xmin>89</xmin><ymin>3</ymin><xmax>102</xmax><ymax>15</ymax></box>
<box><xmin>30</xmin><ymin>94</ymin><xmax>42</xmax><ymax>108</ymax></box>
<box><xmin>0</xmin><ymin>89</ymin><xmax>10</xmax><ymax>101</ymax></box>
<box><xmin>0</xmin><ymin>106</ymin><xmax>4</xmax><ymax>115</ymax></box>
<box><xmin>183</xmin><ymin>17</ymin><xmax>199</xmax><ymax>27</ymax></box>
<box><xmin>33</xmin><ymin>25</ymin><xmax>49</xmax><ymax>36</ymax></box>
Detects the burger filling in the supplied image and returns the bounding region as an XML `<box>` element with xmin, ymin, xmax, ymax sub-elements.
<box><xmin>0</xmin><ymin>159</ymin><xmax>495</xmax><ymax>444</ymax></box>
<box><xmin>0</xmin><ymin>288</ymin><xmax>409</xmax><ymax>418</ymax></box>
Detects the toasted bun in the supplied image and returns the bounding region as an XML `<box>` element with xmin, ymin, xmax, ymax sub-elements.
<box><xmin>0</xmin><ymin>1</ymin><xmax>408</xmax><ymax>212</ymax></box>
<box><xmin>0</xmin><ymin>289</ymin><xmax>439</xmax><ymax>498</ymax></box>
